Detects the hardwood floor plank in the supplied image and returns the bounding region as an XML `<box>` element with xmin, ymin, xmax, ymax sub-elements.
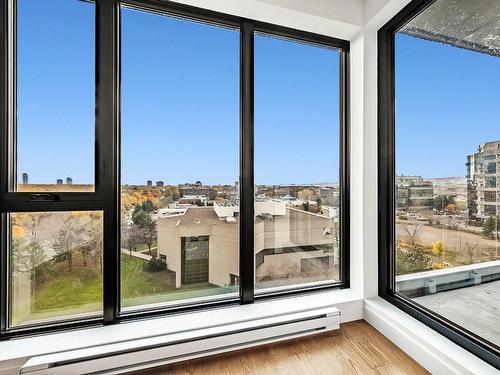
<box><xmin>129</xmin><ymin>320</ymin><xmax>429</xmax><ymax>375</ymax></box>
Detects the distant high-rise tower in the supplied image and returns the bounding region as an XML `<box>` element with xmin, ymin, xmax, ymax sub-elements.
<box><xmin>156</xmin><ymin>180</ymin><xmax>164</xmax><ymax>187</ymax></box>
<box><xmin>467</xmin><ymin>140</ymin><xmax>500</xmax><ymax>223</ymax></box>
<box><xmin>66</xmin><ymin>177</ymin><xmax>73</xmax><ymax>185</ymax></box>
<box><xmin>57</xmin><ymin>179</ymin><xmax>63</xmax><ymax>185</ymax></box>
<box><xmin>147</xmin><ymin>180</ymin><xmax>153</xmax><ymax>187</ymax></box>
<box><xmin>22</xmin><ymin>173</ymin><xmax>29</xmax><ymax>184</ymax></box>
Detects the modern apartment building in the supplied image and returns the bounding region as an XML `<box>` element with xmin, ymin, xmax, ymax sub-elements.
<box><xmin>157</xmin><ymin>201</ymin><xmax>338</xmax><ymax>288</ymax></box>
<box><xmin>466</xmin><ymin>140</ymin><xmax>500</xmax><ymax>222</ymax></box>
<box><xmin>395</xmin><ymin>175</ymin><xmax>434</xmax><ymax>212</ymax></box>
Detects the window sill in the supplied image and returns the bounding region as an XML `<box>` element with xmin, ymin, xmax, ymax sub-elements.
<box><xmin>0</xmin><ymin>289</ymin><xmax>362</xmax><ymax>374</ymax></box>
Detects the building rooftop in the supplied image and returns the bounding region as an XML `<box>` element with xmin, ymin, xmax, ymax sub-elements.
<box><xmin>415</xmin><ymin>280</ymin><xmax>500</xmax><ymax>346</ymax></box>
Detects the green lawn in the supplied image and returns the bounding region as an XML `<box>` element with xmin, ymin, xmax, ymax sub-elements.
<box><xmin>121</xmin><ymin>255</ymin><xmax>175</xmax><ymax>301</ymax></box>
<box><xmin>13</xmin><ymin>256</ymin><xmax>174</xmax><ymax>326</ymax></box>
<box><xmin>12</xmin><ymin>255</ymin><xmax>236</xmax><ymax>326</ymax></box>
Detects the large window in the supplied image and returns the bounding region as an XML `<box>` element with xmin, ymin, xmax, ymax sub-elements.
<box><xmin>254</xmin><ymin>33</ymin><xmax>342</xmax><ymax>293</ymax></box>
<box><xmin>379</xmin><ymin>0</ymin><xmax>500</xmax><ymax>367</ymax></box>
<box><xmin>0</xmin><ymin>0</ymin><xmax>349</xmax><ymax>339</ymax></box>
<box><xmin>120</xmin><ymin>6</ymin><xmax>239</xmax><ymax>311</ymax></box>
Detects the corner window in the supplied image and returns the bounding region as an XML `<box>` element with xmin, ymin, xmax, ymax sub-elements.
<box><xmin>379</xmin><ymin>0</ymin><xmax>500</xmax><ymax>367</ymax></box>
<box><xmin>0</xmin><ymin>0</ymin><xmax>349</xmax><ymax>338</ymax></box>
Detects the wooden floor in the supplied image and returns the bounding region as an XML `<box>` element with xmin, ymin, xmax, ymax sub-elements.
<box><xmin>130</xmin><ymin>320</ymin><xmax>429</xmax><ymax>375</ymax></box>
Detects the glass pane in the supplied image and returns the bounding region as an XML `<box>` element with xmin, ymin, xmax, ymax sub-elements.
<box><xmin>395</xmin><ymin>0</ymin><xmax>500</xmax><ymax>346</ymax></box>
<box><xmin>120</xmin><ymin>7</ymin><xmax>239</xmax><ymax>311</ymax></box>
<box><xmin>254</xmin><ymin>34</ymin><xmax>341</xmax><ymax>294</ymax></box>
<box><xmin>16</xmin><ymin>0</ymin><xmax>95</xmax><ymax>192</ymax></box>
<box><xmin>10</xmin><ymin>211</ymin><xmax>103</xmax><ymax>327</ymax></box>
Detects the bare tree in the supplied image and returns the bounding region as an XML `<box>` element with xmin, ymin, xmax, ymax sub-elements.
<box><xmin>464</xmin><ymin>241</ymin><xmax>478</xmax><ymax>265</ymax></box>
<box><xmin>447</xmin><ymin>216</ymin><xmax>460</xmax><ymax>231</ymax></box>
<box><xmin>403</xmin><ymin>223</ymin><xmax>421</xmax><ymax>245</ymax></box>
<box><xmin>84</xmin><ymin>218</ymin><xmax>104</xmax><ymax>271</ymax></box>
<box><xmin>122</xmin><ymin>224</ymin><xmax>142</xmax><ymax>257</ymax></box>
<box><xmin>52</xmin><ymin>216</ymin><xmax>83</xmax><ymax>272</ymax></box>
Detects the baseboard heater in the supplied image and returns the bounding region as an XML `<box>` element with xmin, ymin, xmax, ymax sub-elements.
<box><xmin>20</xmin><ymin>306</ymin><xmax>340</xmax><ymax>375</ymax></box>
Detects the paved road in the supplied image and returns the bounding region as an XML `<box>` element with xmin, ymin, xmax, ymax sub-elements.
<box><xmin>120</xmin><ymin>248</ymin><xmax>152</xmax><ymax>261</ymax></box>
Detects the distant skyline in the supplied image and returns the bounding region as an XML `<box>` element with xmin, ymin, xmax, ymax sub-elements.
<box><xmin>396</xmin><ymin>33</ymin><xmax>500</xmax><ymax>179</ymax></box>
<box><xmin>16</xmin><ymin>1</ymin><xmax>340</xmax><ymax>186</ymax></box>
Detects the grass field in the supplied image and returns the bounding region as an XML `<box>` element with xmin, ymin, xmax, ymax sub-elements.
<box><xmin>12</xmin><ymin>256</ymin><xmax>176</xmax><ymax>326</ymax></box>
<box><xmin>12</xmin><ymin>255</ymin><xmax>235</xmax><ymax>326</ymax></box>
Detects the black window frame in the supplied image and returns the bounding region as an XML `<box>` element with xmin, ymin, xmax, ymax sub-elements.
<box><xmin>378</xmin><ymin>0</ymin><xmax>500</xmax><ymax>368</ymax></box>
<box><xmin>0</xmin><ymin>0</ymin><xmax>350</xmax><ymax>340</ymax></box>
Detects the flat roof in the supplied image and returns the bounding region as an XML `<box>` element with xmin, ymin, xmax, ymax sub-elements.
<box><xmin>414</xmin><ymin>280</ymin><xmax>500</xmax><ymax>346</ymax></box>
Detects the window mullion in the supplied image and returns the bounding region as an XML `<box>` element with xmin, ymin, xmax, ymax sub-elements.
<box><xmin>240</xmin><ymin>21</ymin><xmax>255</xmax><ymax>304</ymax></box>
<box><xmin>96</xmin><ymin>0</ymin><xmax>120</xmax><ymax>325</ymax></box>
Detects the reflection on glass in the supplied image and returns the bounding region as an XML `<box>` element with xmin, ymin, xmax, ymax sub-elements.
<box><xmin>120</xmin><ymin>6</ymin><xmax>239</xmax><ymax>310</ymax></box>
<box><xmin>254</xmin><ymin>33</ymin><xmax>341</xmax><ymax>293</ymax></box>
<box><xmin>16</xmin><ymin>0</ymin><xmax>95</xmax><ymax>191</ymax></box>
<box><xmin>10</xmin><ymin>211</ymin><xmax>103</xmax><ymax>327</ymax></box>
<box><xmin>395</xmin><ymin>1</ymin><xmax>500</xmax><ymax>346</ymax></box>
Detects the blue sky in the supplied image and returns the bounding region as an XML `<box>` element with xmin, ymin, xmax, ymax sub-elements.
<box><xmin>396</xmin><ymin>33</ymin><xmax>500</xmax><ymax>179</ymax></box>
<box><xmin>17</xmin><ymin>0</ymin><xmax>94</xmax><ymax>185</ymax></box>
<box><xmin>17</xmin><ymin>1</ymin><xmax>340</xmax><ymax>186</ymax></box>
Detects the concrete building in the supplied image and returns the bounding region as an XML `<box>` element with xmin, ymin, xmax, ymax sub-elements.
<box><xmin>180</xmin><ymin>185</ymin><xmax>210</xmax><ymax>198</ymax></box>
<box><xmin>179</xmin><ymin>195</ymin><xmax>207</xmax><ymax>205</ymax></box>
<box><xmin>157</xmin><ymin>200</ymin><xmax>338</xmax><ymax>288</ymax></box>
<box><xmin>66</xmin><ymin>177</ymin><xmax>73</xmax><ymax>185</ymax></box>
<box><xmin>56</xmin><ymin>179</ymin><xmax>63</xmax><ymax>185</ymax></box>
<box><xmin>147</xmin><ymin>180</ymin><xmax>153</xmax><ymax>187</ymax></box>
<box><xmin>395</xmin><ymin>175</ymin><xmax>434</xmax><ymax>212</ymax></box>
<box><xmin>467</xmin><ymin>140</ymin><xmax>500</xmax><ymax>222</ymax></box>
<box><xmin>156</xmin><ymin>180</ymin><xmax>164</xmax><ymax>187</ymax></box>
<box><xmin>22</xmin><ymin>173</ymin><xmax>28</xmax><ymax>184</ymax></box>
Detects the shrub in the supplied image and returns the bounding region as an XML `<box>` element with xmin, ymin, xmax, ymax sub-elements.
<box><xmin>396</xmin><ymin>245</ymin><xmax>430</xmax><ymax>275</ymax></box>
<box><xmin>143</xmin><ymin>257</ymin><xmax>167</xmax><ymax>273</ymax></box>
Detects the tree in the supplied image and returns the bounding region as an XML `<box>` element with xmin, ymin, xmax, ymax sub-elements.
<box><xmin>298</xmin><ymin>188</ymin><xmax>316</xmax><ymax>202</ymax></box>
<box><xmin>52</xmin><ymin>216</ymin><xmax>83</xmax><ymax>272</ymax></box>
<box><xmin>483</xmin><ymin>216</ymin><xmax>496</xmax><ymax>238</ymax></box>
<box><xmin>142</xmin><ymin>217</ymin><xmax>157</xmax><ymax>255</ymax></box>
<box><xmin>403</xmin><ymin>223</ymin><xmax>421</xmax><ymax>245</ymax></box>
<box><xmin>122</xmin><ymin>224</ymin><xmax>142</xmax><ymax>257</ymax></box>
<box><xmin>431</xmin><ymin>240</ymin><xmax>444</xmax><ymax>263</ymax></box>
<box><xmin>132</xmin><ymin>209</ymin><xmax>150</xmax><ymax>227</ymax></box>
<box><xmin>27</xmin><ymin>241</ymin><xmax>49</xmax><ymax>287</ymax></box>
<box><xmin>141</xmin><ymin>199</ymin><xmax>154</xmax><ymax>213</ymax></box>
<box><xmin>464</xmin><ymin>241</ymin><xmax>478</xmax><ymax>265</ymax></box>
<box><xmin>13</xmin><ymin>213</ymin><xmax>49</xmax><ymax>241</ymax></box>
<box><xmin>82</xmin><ymin>219</ymin><xmax>104</xmax><ymax>271</ymax></box>
<box><xmin>434</xmin><ymin>195</ymin><xmax>455</xmax><ymax>211</ymax></box>
<box><xmin>396</xmin><ymin>245</ymin><xmax>430</xmax><ymax>275</ymax></box>
<box><xmin>302</xmin><ymin>201</ymin><xmax>310</xmax><ymax>212</ymax></box>
<box><xmin>315</xmin><ymin>197</ymin><xmax>322</xmax><ymax>209</ymax></box>
<box><xmin>447</xmin><ymin>216</ymin><xmax>459</xmax><ymax>231</ymax></box>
